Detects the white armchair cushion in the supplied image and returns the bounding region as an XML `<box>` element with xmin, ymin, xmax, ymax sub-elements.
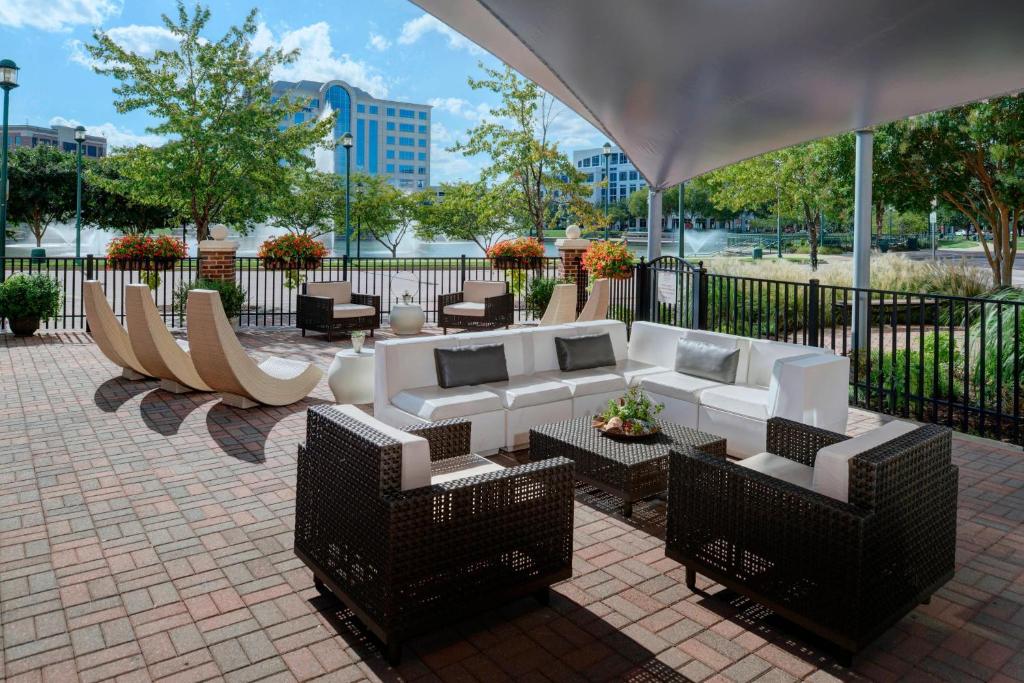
<box><xmin>391</xmin><ymin>385</ymin><xmax>503</xmax><ymax>421</ymax></box>
<box><xmin>306</xmin><ymin>281</ymin><xmax>351</xmax><ymax>304</ymax></box>
<box><xmin>430</xmin><ymin>453</ymin><xmax>504</xmax><ymax>485</ymax></box>
<box><xmin>463</xmin><ymin>280</ymin><xmax>506</xmax><ymax>303</ymax></box>
<box><xmin>766</xmin><ymin>352</ymin><xmax>851</xmax><ymax>432</ymax></box>
<box><xmin>698</xmin><ymin>384</ymin><xmax>771</xmax><ymax>420</ymax></box>
<box><xmin>333</xmin><ymin>405</ymin><xmax>430</xmax><ymax>491</ymax></box>
<box><xmin>812</xmin><ymin>420</ymin><xmax>918</xmax><ymax>502</ymax></box>
<box><xmin>640</xmin><ymin>371</ymin><xmax>724</xmax><ymax>403</ymax></box>
<box><xmin>484</xmin><ymin>375</ymin><xmax>572</xmax><ymax>409</ymax></box>
<box><xmin>738</xmin><ymin>451</ymin><xmax>814</xmax><ymax>490</ymax></box>
<box><xmin>443</xmin><ymin>302</ymin><xmax>486</xmax><ymax>317</ymax></box>
<box><xmin>543</xmin><ymin>368</ymin><xmax>627</xmax><ymax>397</ymax></box>
<box><xmin>332</xmin><ymin>303</ymin><xmax>376</xmax><ymax>319</ymax></box>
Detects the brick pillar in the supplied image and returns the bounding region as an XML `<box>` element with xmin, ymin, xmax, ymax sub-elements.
<box><xmin>197</xmin><ymin>230</ymin><xmax>238</xmax><ymax>283</ymax></box>
<box><xmin>555</xmin><ymin>236</ymin><xmax>590</xmax><ymax>315</ymax></box>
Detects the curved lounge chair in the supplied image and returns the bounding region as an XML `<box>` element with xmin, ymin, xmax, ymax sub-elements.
<box><xmin>539</xmin><ymin>283</ymin><xmax>577</xmax><ymax>326</ymax></box>
<box><xmin>125</xmin><ymin>284</ymin><xmax>212</xmax><ymax>394</ymax></box>
<box><xmin>186</xmin><ymin>289</ymin><xmax>323</xmax><ymax>408</ymax></box>
<box><xmin>576</xmin><ymin>278</ymin><xmax>610</xmax><ymax>322</ymax></box>
<box><xmin>83</xmin><ymin>280</ymin><xmax>152</xmax><ymax>380</ymax></box>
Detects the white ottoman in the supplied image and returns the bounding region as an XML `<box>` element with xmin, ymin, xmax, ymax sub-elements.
<box><xmin>389</xmin><ymin>303</ymin><xmax>425</xmax><ymax>335</ymax></box>
<box><xmin>327</xmin><ymin>348</ymin><xmax>375</xmax><ymax>404</ymax></box>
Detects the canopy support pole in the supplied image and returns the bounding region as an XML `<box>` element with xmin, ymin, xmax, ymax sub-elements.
<box><xmin>852</xmin><ymin>128</ymin><xmax>873</xmax><ymax>350</ymax></box>
<box><xmin>647</xmin><ymin>188</ymin><xmax>662</xmax><ymax>261</ymax></box>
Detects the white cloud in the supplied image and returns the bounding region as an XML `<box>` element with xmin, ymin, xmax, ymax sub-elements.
<box><xmin>68</xmin><ymin>24</ymin><xmax>179</xmax><ymax>68</ymax></box>
<box><xmin>49</xmin><ymin>116</ymin><xmax>166</xmax><ymax>149</ymax></box>
<box><xmin>398</xmin><ymin>14</ymin><xmax>482</xmax><ymax>55</ymax></box>
<box><xmin>0</xmin><ymin>0</ymin><xmax>121</xmax><ymax>32</ymax></box>
<box><xmin>257</xmin><ymin>22</ymin><xmax>388</xmax><ymax>97</ymax></box>
<box><xmin>430</xmin><ymin>141</ymin><xmax>484</xmax><ymax>183</ymax></box>
<box><xmin>367</xmin><ymin>32</ymin><xmax>391</xmax><ymax>52</ymax></box>
<box><xmin>428</xmin><ymin>97</ymin><xmax>491</xmax><ymax>121</ymax></box>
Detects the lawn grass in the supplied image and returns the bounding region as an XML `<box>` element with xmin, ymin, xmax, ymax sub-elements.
<box><xmin>938</xmin><ymin>238</ymin><xmax>980</xmax><ymax>249</ymax></box>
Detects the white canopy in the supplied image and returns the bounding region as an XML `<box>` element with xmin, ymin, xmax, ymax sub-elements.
<box><xmin>411</xmin><ymin>0</ymin><xmax>1024</xmax><ymax>189</ymax></box>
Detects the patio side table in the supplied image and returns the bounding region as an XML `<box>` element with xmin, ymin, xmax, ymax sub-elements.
<box><xmin>327</xmin><ymin>348</ymin><xmax>375</xmax><ymax>404</ymax></box>
<box><xmin>530</xmin><ymin>417</ymin><xmax>726</xmax><ymax>517</ymax></box>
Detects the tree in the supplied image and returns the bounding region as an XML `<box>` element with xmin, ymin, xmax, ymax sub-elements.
<box><xmin>86</xmin><ymin>2</ymin><xmax>335</xmax><ymax>240</ymax></box>
<box><xmin>268</xmin><ymin>168</ymin><xmax>343</xmax><ymax>239</ymax></box>
<box><xmin>349</xmin><ymin>173</ymin><xmax>413</xmax><ymax>257</ymax></box>
<box><xmin>415</xmin><ymin>180</ymin><xmax>515</xmax><ymax>251</ymax></box>
<box><xmin>607</xmin><ymin>199</ymin><xmax>631</xmax><ymax>230</ymax></box>
<box><xmin>882</xmin><ymin>96</ymin><xmax>1024</xmax><ymax>287</ymax></box>
<box><xmin>6</xmin><ymin>144</ymin><xmax>76</xmax><ymax>247</ymax></box>
<box><xmin>83</xmin><ymin>156</ymin><xmax>178</xmax><ymax>234</ymax></box>
<box><xmin>451</xmin><ymin>64</ymin><xmax>604</xmax><ymax>240</ymax></box>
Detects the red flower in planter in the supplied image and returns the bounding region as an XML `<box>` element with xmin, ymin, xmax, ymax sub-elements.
<box><xmin>106</xmin><ymin>235</ymin><xmax>186</xmax><ymax>269</ymax></box>
<box><xmin>258</xmin><ymin>233</ymin><xmax>328</xmax><ymax>269</ymax></box>
<box><xmin>581</xmin><ymin>240</ymin><xmax>635</xmax><ymax>280</ymax></box>
<box><xmin>487</xmin><ymin>237</ymin><xmax>544</xmax><ymax>268</ymax></box>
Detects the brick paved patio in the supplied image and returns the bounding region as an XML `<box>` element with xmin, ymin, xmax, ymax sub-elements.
<box><xmin>2</xmin><ymin>327</ymin><xmax>1023</xmax><ymax>682</ymax></box>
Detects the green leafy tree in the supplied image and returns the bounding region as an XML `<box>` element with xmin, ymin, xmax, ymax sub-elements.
<box><xmin>607</xmin><ymin>199</ymin><xmax>631</xmax><ymax>230</ymax></box>
<box><xmin>6</xmin><ymin>144</ymin><xmax>76</xmax><ymax>247</ymax></box>
<box><xmin>415</xmin><ymin>180</ymin><xmax>514</xmax><ymax>251</ymax></box>
<box><xmin>83</xmin><ymin>156</ymin><xmax>178</xmax><ymax>234</ymax></box>
<box><xmin>348</xmin><ymin>173</ymin><xmax>413</xmax><ymax>257</ymax></box>
<box><xmin>268</xmin><ymin>168</ymin><xmax>344</xmax><ymax>238</ymax></box>
<box><xmin>451</xmin><ymin>64</ymin><xmax>604</xmax><ymax>240</ymax></box>
<box><xmin>882</xmin><ymin>96</ymin><xmax>1024</xmax><ymax>287</ymax></box>
<box><xmin>86</xmin><ymin>2</ymin><xmax>335</xmax><ymax>240</ymax></box>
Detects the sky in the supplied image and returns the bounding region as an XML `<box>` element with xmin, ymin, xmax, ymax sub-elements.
<box><xmin>0</xmin><ymin>0</ymin><xmax>607</xmax><ymax>183</ymax></box>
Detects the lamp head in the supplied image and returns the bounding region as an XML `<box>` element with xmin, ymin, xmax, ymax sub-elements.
<box><xmin>602</xmin><ymin>142</ymin><xmax>612</xmax><ymax>157</ymax></box>
<box><xmin>340</xmin><ymin>132</ymin><xmax>354</xmax><ymax>149</ymax></box>
<box><xmin>74</xmin><ymin>125</ymin><xmax>87</xmax><ymax>143</ymax></box>
<box><xmin>0</xmin><ymin>59</ymin><xmax>19</xmax><ymax>89</ymax></box>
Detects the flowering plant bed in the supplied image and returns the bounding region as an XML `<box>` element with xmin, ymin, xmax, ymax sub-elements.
<box><xmin>258</xmin><ymin>233</ymin><xmax>328</xmax><ymax>270</ymax></box>
<box><xmin>593</xmin><ymin>387</ymin><xmax>663</xmax><ymax>438</ymax></box>
<box><xmin>106</xmin><ymin>235</ymin><xmax>188</xmax><ymax>269</ymax></box>
<box><xmin>487</xmin><ymin>237</ymin><xmax>544</xmax><ymax>269</ymax></box>
<box><xmin>581</xmin><ymin>240</ymin><xmax>635</xmax><ymax>279</ymax></box>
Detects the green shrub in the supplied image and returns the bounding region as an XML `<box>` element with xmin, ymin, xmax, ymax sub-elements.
<box><xmin>173</xmin><ymin>278</ymin><xmax>247</xmax><ymax>321</ymax></box>
<box><xmin>0</xmin><ymin>274</ymin><xmax>63</xmax><ymax>321</ymax></box>
<box><xmin>525</xmin><ymin>277</ymin><xmax>568</xmax><ymax>317</ymax></box>
<box><xmin>853</xmin><ymin>332</ymin><xmax>961</xmax><ymax>412</ymax></box>
<box><xmin>969</xmin><ymin>287</ymin><xmax>1024</xmax><ymax>405</ymax></box>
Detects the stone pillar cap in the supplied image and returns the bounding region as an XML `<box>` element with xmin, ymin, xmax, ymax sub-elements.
<box><xmin>555</xmin><ymin>238</ymin><xmax>591</xmax><ymax>250</ymax></box>
<box><xmin>198</xmin><ymin>240</ymin><xmax>239</xmax><ymax>252</ymax></box>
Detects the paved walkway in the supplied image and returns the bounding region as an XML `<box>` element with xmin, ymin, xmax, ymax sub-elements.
<box><xmin>1</xmin><ymin>328</ymin><xmax>1023</xmax><ymax>682</ymax></box>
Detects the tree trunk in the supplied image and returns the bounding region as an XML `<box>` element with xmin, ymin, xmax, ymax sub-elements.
<box><xmin>875</xmin><ymin>202</ymin><xmax>884</xmax><ymax>237</ymax></box>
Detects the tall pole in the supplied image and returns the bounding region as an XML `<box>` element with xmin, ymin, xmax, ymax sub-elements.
<box><xmin>75</xmin><ymin>138</ymin><xmax>84</xmax><ymax>260</ymax></box>
<box><xmin>677</xmin><ymin>181</ymin><xmax>685</xmax><ymax>259</ymax></box>
<box><xmin>603</xmin><ymin>152</ymin><xmax>610</xmax><ymax>240</ymax></box>
<box><xmin>646</xmin><ymin>188</ymin><xmax>662</xmax><ymax>261</ymax></box>
<box><xmin>852</xmin><ymin>128</ymin><xmax>874</xmax><ymax>350</ymax></box>
<box><xmin>0</xmin><ymin>85</ymin><xmax>12</xmax><ymax>278</ymax></box>
<box><xmin>344</xmin><ymin>145</ymin><xmax>352</xmax><ymax>258</ymax></box>
<box><xmin>775</xmin><ymin>159</ymin><xmax>782</xmax><ymax>258</ymax></box>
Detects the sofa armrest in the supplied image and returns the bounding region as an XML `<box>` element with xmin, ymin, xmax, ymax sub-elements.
<box><xmin>351</xmin><ymin>292</ymin><xmax>380</xmax><ymax>312</ymax></box>
<box><xmin>296</xmin><ymin>294</ymin><xmax>333</xmax><ymax>325</ymax></box>
<box><xmin>438</xmin><ymin>292</ymin><xmax>463</xmax><ymax>308</ymax></box>
<box><xmin>766</xmin><ymin>417</ymin><xmax>849</xmax><ymax>467</ymax></box>
<box><xmin>404</xmin><ymin>419</ymin><xmax>471</xmax><ymax>462</ymax></box>
<box><xmin>766</xmin><ymin>353</ymin><xmax>850</xmax><ymax>433</ymax></box>
<box><xmin>484</xmin><ymin>292</ymin><xmax>514</xmax><ymax>319</ymax></box>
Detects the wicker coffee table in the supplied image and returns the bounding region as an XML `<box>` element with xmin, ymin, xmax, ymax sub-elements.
<box><xmin>530</xmin><ymin>417</ymin><xmax>727</xmax><ymax>517</ymax></box>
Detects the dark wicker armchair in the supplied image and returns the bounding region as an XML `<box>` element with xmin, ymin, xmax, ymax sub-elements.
<box><xmin>666</xmin><ymin>417</ymin><xmax>957</xmax><ymax>663</ymax></box>
<box><xmin>297</xmin><ymin>280</ymin><xmax>380</xmax><ymax>341</ymax></box>
<box><xmin>438</xmin><ymin>280</ymin><xmax>513</xmax><ymax>334</ymax></box>
<box><xmin>294</xmin><ymin>405</ymin><xmax>574</xmax><ymax>663</ymax></box>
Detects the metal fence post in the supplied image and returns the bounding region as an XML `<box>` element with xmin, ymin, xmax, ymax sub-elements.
<box><xmin>342</xmin><ymin>254</ymin><xmax>349</xmax><ymax>281</ymax></box>
<box><xmin>575</xmin><ymin>262</ymin><xmax>588</xmax><ymax>316</ymax></box>
<box><xmin>633</xmin><ymin>258</ymin><xmax>648</xmax><ymax>322</ymax></box>
<box><xmin>86</xmin><ymin>254</ymin><xmax>94</xmax><ymax>280</ymax></box>
<box><xmin>807</xmin><ymin>278</ymin><xmax>820</xmax><ymax>346</ymax></box>
<box><xmin>460</xmin><ymin>254</ymin><xmax>467</xmax><ymax>286</ymax></box>
<box><xmin>691</xmin><ymin>263</ymin><xmax>708</xmax><ymax>330</ymax></box>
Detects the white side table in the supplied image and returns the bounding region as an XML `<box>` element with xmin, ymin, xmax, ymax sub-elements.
<box><xmin>327</xmin><ymin>348</ymin><xmax>375</xmax><ymax>404</ymax></box>
<box><xmin>389</xmin><ymin>303</ymin><xmax>425</xmax><ymax>335</ymax></box>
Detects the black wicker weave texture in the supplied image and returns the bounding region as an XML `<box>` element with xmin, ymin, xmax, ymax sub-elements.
<box><xmin>297</xmin><ymin>281</ymin><xmax>381</xmax><ymax>341</ymax></box>
<box><xmin>438</xmin><ymin>288</ymin><xmax>514</xmax><ymax>334</ymax></box>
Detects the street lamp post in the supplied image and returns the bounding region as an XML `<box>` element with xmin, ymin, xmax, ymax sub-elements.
<box><xmin>0</xmin><ymin>58</ymin><xmax>20</xmax><ymax>280</ymax></box>
<box><xmin>601</xmin><ymin>142</ymin><xmax>611</xmax><ymax>240</ymax></box>
<box><xmin>775</xmin><ymin>160</ymin><xmax>782</xmax><ymax>258</ymax></box>
<box><xmin>341</xmin><ymin>132</ymin><xmax>353</xmax><ymax>258</ymax></box>
<box><xmin>74</xmin><ymin>125</ymin><xmax>86</xmax><ymax>260</ymax></box>
<box><xmin>678</xmin><ymin>181</ymin><xmax>685</xmax><ymax>259</ymax></box>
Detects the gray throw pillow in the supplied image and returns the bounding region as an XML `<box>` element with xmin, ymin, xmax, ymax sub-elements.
<box><xmin>434</xmin><ymin>344</ymin><xmax>509</xmax><ymax>388</ymax></box>
<box><xmin>555</xmin><ymin>333</ymin><xmax>616</xmax><ymax>372</ymax></box>
<box><xmin>674</xmin><ymin>339</ymin><xmax>739</xmax><ymax>383</ymax></box>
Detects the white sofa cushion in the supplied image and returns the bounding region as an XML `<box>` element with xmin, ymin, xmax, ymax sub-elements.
<box><xmin>484</xmin><ymin>375</ymin><xmax>572</xmax><ymax>409</ymax></box>
<box><xmin>458</xmin><ymin>330</ymin><xmax>527</xmax><ymax>377</ymax></box>
<box><xmin>306</xmin><ymin>280</ymin><xmax>351</xmax><ymax>304</ymax></box>
<box><xmin>571</xmin><ymin>320</ymin><xmax>628</xmax><ymax>360</ymax></box>
<box><xmin>738</xmin><ymin>451</ymin><xmax>814</xmax><ymax>490</ymax></box>
<box><xmin>463</xmin><ymin>280</ymin><xmax>506</xmax><ymax>303</ymax></box>
<box><xmin>443</xmin><ymin>302</ymin><xmax>485</xmax><ymax>317</ymax></box>
<box><xmin>430</xmin><ymin>453</ymin><xmax>504</xmax><ymax>485</ymax></box>
<box><xmin>746</xmin><ymin>338</ymin><xmax>827</xmax><ymax>388</ymax></box>
<box><xmin>332</xmin><ymin>303</ymin><xmax>375</xmax><ymax>319</ymax></box>
<box><xmin>613</xmin><ymin>359</ymin><xmax>668</xmax><ymax>386</ymax></box>
<box><xmin>528</xmin><ymin>324</ymin><xmax>578</xmax><ymax>373</ymax></box>
<box><xmin>629</xmin><ymin>322</ymin><xmax>750</xmax><ymax>380</ymax></box>
<box><xmin>699</xmin><ymin>384</ymin><xmax>771</xmax><ymax>420</ymax></box>
<box><xmin>543</xmin><ymin>368</ymin><xmax>627</xmax><ymax>398</ymax></box>
<box><xmin>333</xmin><ymin>404</ymin><xmax>430</xmax><ymax>491</ymax></box>
<box><xmin>392</xmin><ymin>385</ymin><xmax>503</xmax><ymax>421</ymax></box>
<box><xmin>640</xmin><ymin>371</ymin><xmax>724</xmax><ymax>403</ymax></box>
<box><xmin>812</xmin><ymin>420</ymin><xmax>918</xmax><ymax>502</ymax></box>
<box><xmin>380</xmin><ymin>335</ymin><xmax>459</xmax><ymax>398</ymax></box>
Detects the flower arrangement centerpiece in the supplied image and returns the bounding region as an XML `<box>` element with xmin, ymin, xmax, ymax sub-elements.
<box><xmin>487</xmin><ymin>236</ymin><xmax>545</xmax><ymax>270</ymax></box>
<box><xmin>592</xmin><ymin>387</ymin><xmax>663</xmax><ymax>438</ymax></box>
<box><xmin>106</xmin><ymin>235</ymin><xmax>187</xmax><ymax>271</ymax></box>
<box><xmin>258</xmin><ymin>233</ymin><xmax>328</xmax><ymax>271</ymax></box>
<box><xmin>581</xmin><ymin>240</ymin><xmax>635</xmax><ymax>280</ymax></box>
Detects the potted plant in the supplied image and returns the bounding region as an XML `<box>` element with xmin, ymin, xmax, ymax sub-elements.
<box><xmin>581</xmin><ymin>240</ymin><xmax>636</xmax><ymax>280</ymax></box>
<box><xmin>592</xmin><ymin>387</ymin><xmax>664</xmax><ymax>437</ymax></box>
<box><xmin>0</xmin><ymin>274</ymin><xmax>63</xmax><ymax>336</ymax></box>
<box><xmin>258</xmin><ymin>233</ymin><xmax>328</xmax><ymax>270</ymax></box>
<box><xmin>106</xmin><ymin>234</ymin><xmax>153</xmax><ymax>270</ymax></box>
<box><xmin>487</xmin><ymin>236</ymin><xmax>545</xmax><ymax>269</ymax></box>
<box><xmin>173</xmin><ymin>278</ymin><xmax>248</xmax><ymax>328</ymax></box>
<box><xmin>106</xmin><ymin>235</ymin><xmax>187</xmax><ymax>291</ymax></box>
<box><xmin>148</xmin><ymin>235</ymin><xmax>189</xmax><ymax>268</ymax></box>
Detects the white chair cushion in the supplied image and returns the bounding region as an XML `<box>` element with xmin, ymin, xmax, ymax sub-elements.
<box><xmin>640</xmin><ymin>371</ymin><xmax>724</xmax><ymax>403</ymax></box>
<box><xmin>746</xmin><ymin>339</ymin><xmax>826</xmax><ymax>388</ymax></box>
<box><xmin>333</xmin><ymin>303</ymin><xmax>376</xmax><ymax>319</ymax></box>
<box><xmin>430</xmin><ymin>453</ymin><xmax>504</xmax><ymax>485</ymax></box>
<box><xmin>463</xmin><ymin>280</ymin><xmax>506</xmax><ymax>303</ymax></box>
<box><xmin>391</xmin><ymin>385</ymin><xmax>503</xmax><ymax>420</ymax></box>
<box><xmin>443</xmin><ymin>302</ymin><xmax>486</xmax><ymax>317</ymax></box>
<box><xmin>738</xmin><ymin>451</ymin><xmax>814</xmax><ymax>490</ymax></box>
<box><xmin>333</xmin><ymin>405</ymin><xmax>430</xmax><ymax>491</ymax></box>
<box><xmin>258</xmin><ymin>357</ymin><xmax>308</xmax><ymax>380</ymax></box>
<box><xmin>612</xmin><ymin>359</ymin><xmax>669</xmax><ymax>386</ymax></box>
<box><xmin>542</xmin><ymin>368</ymin><xmax>627</xmax><ymax>398</ymax></box>
<box><xmin>698</xmin><ymin>384</ymin><xmax>770</xmax><ymax>420</ymax></box>
<box><xmin>812</xmin><ymin>420</ymin><xmax>918</xmax><ymax>502</ymax></box>
<box><xmin>307</xmin><ymin>281</ymin><xmax>351</xmax><ymax>304</ymax></box>
<box><xmin>483</xmin><ymin>375</ymin><xmax>573</xmax><ymax>409</ymax></box>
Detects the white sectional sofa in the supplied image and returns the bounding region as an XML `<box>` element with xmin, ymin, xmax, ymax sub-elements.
<box><xmin>373</xmin><ymin>320</ymin><xmax>849</xmax><ymax>456</ymax></box>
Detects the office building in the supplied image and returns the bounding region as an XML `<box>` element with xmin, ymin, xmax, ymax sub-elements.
<box><xmin>5</xmin><ymin>124</ymin><xmax>106</xmax><ymax>158</ymax></box>
<box><xmin>272</xmin><ymin>79</ymin><xmax>431</xmax><ymax>190</ymax></box>
<box><xmin>573</xmin><ymin>145</ymin><xmax>647</xmax><ymax>228</ymax></box>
